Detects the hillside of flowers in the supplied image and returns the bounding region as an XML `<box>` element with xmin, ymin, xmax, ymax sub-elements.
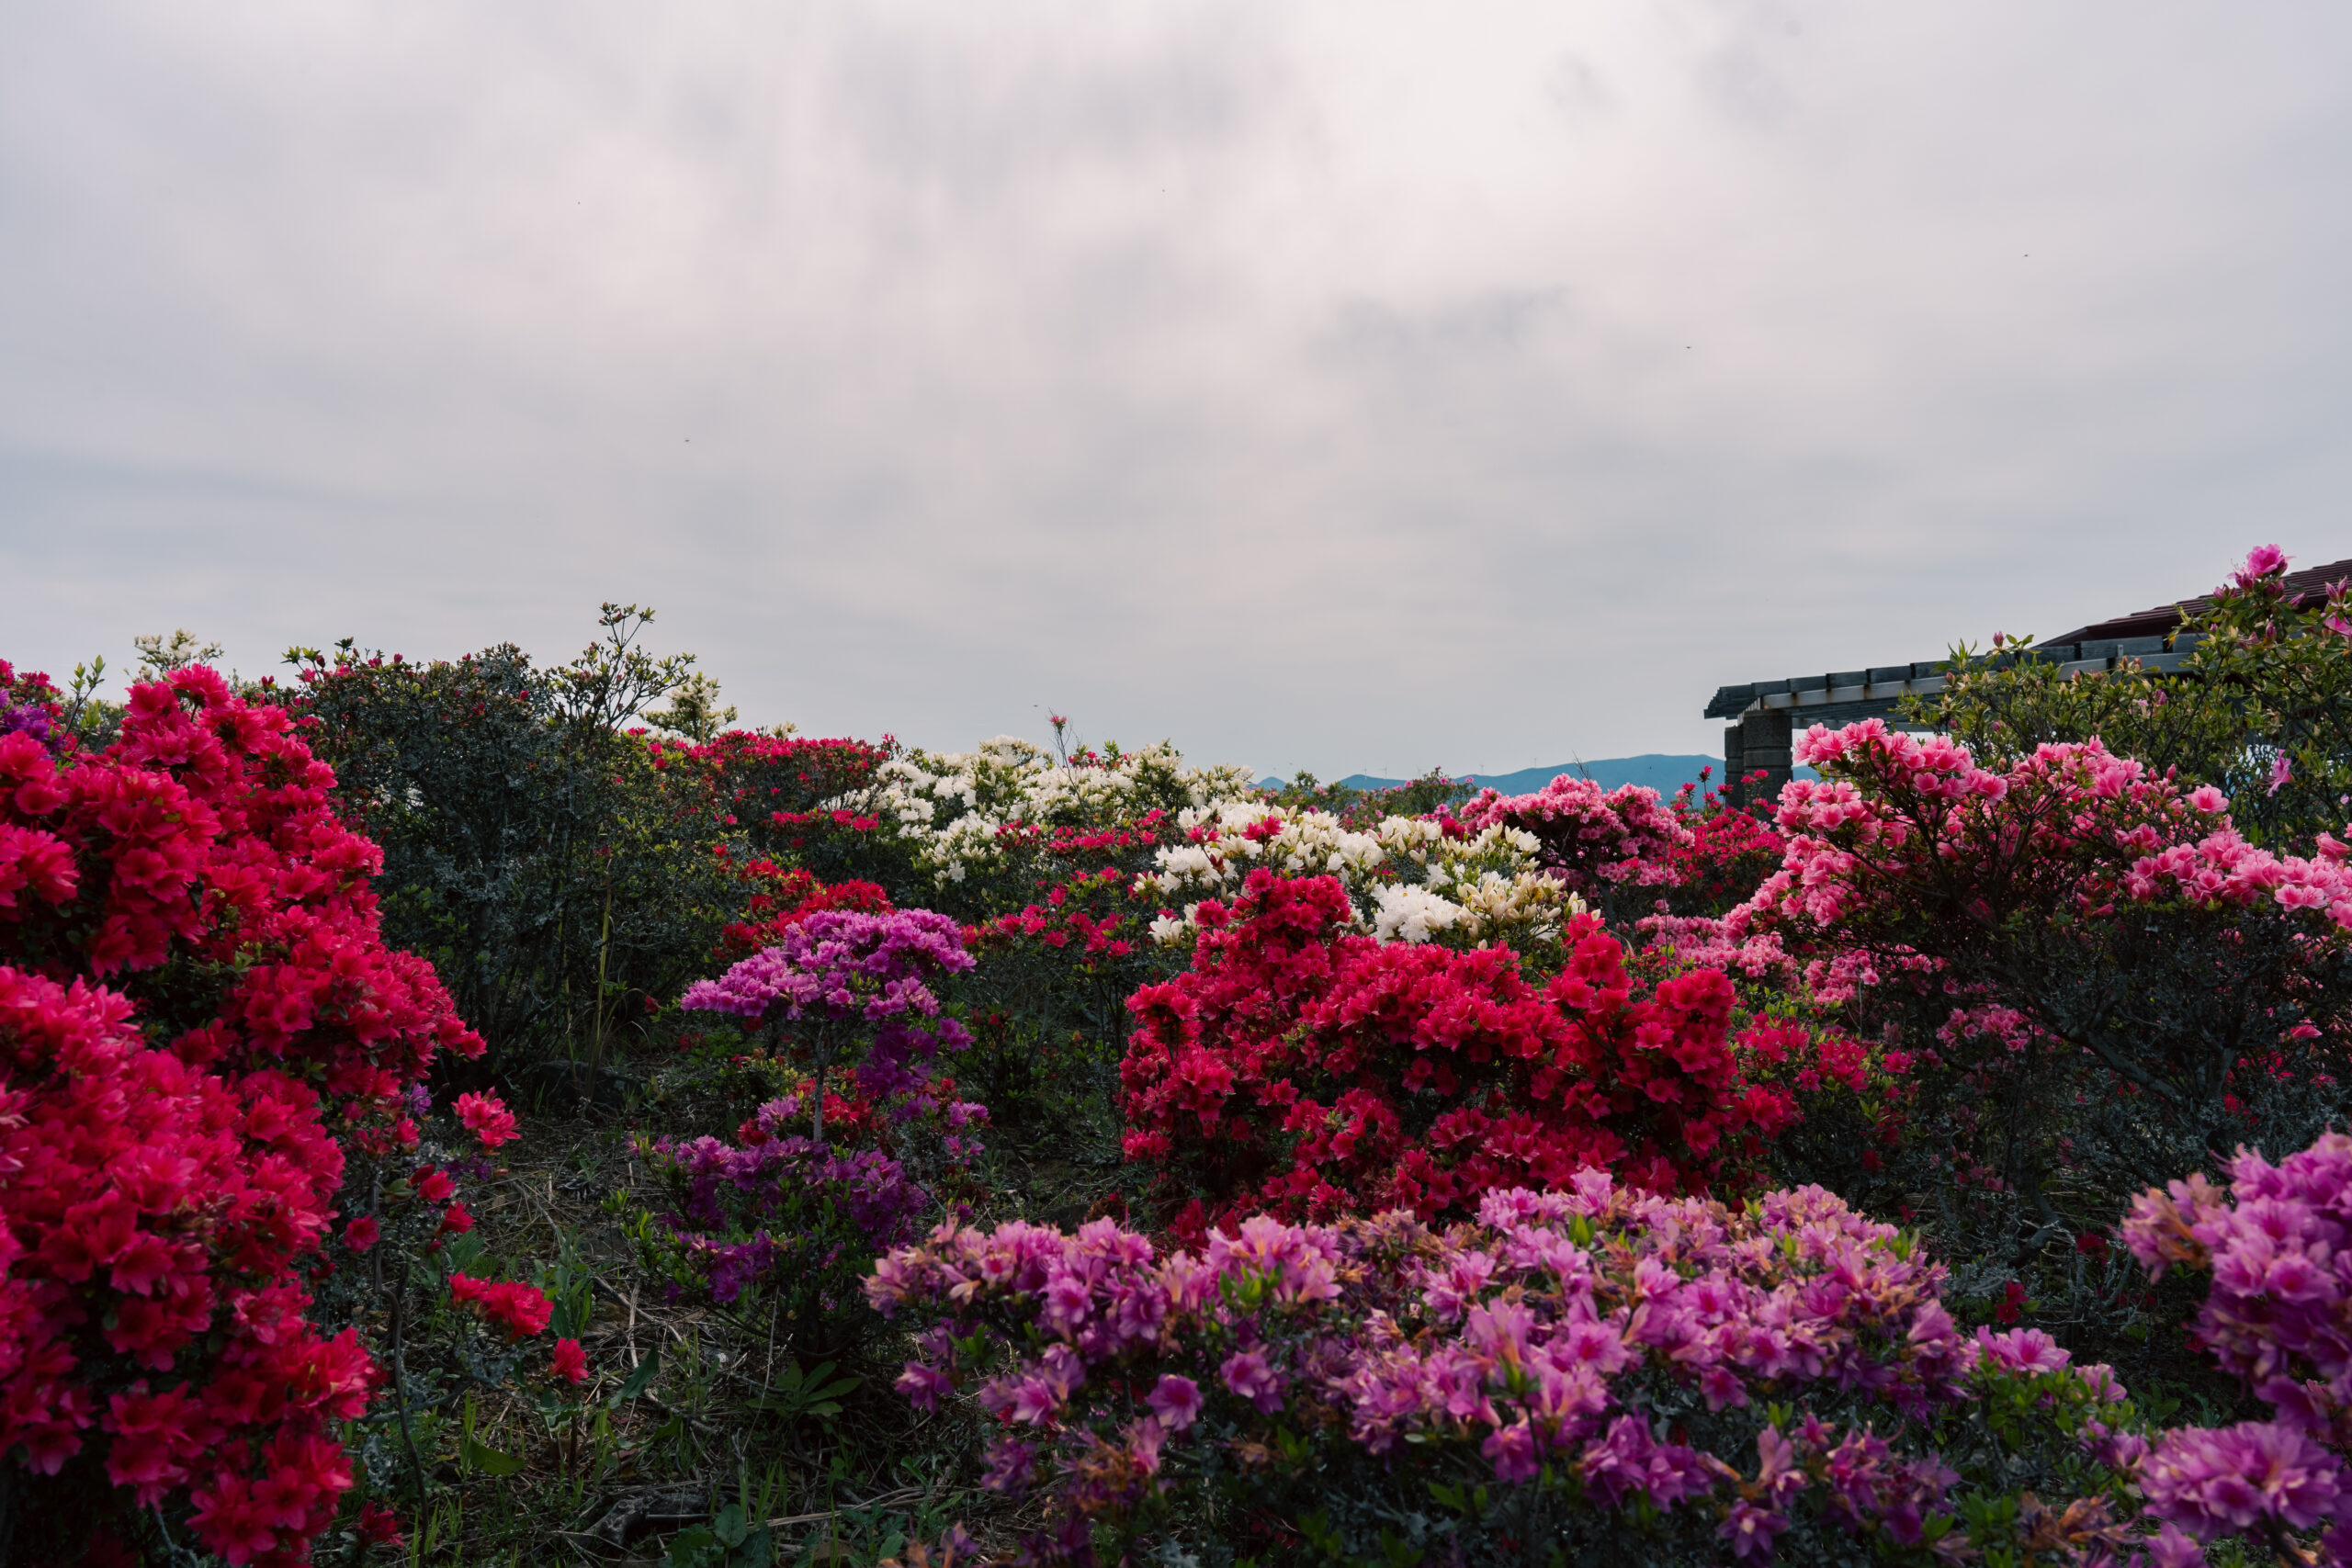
<box><xmin>2</xmin><ymin>551</ymin><xmax>2350</xmax><ymax>1565</ymax></box>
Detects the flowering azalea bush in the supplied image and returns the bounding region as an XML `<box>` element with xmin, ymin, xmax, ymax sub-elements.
<box><xmin>865</xmin><ymin>736</ymin><xmax>1258</xmax><ymax>897</ymax></box>
<box><xmin>1657</xmin><ymin>773</ymin><xmax>1786</xmax><ymax>919</ymax></box>
<box><xmin>0</xmin><ymin>657</ymin><xmax>497</xmax><ymax>1562</ymax></box>
<box><xmin>2118</xmin><ymin>1130</ymin><xmax>2352</xmax><ymax>1562</ymax></box>
<box><xmin>866</xmin><ymin>1173</ymin><xmax>2170</xmax><ymax>1566</ymax></box>
<box><xmin>1923</xmin><ymin>545</ymin><xmax>2352</xmax><ymax>852</ymax></box>
<box><xmin>640</xmin><ymin>1068</ymin><xmax>990</xmax><ymax>1346</ymax></box>
<box><xmin>0</xmin><ymin>965</ymin><xmax>376</xmax><ymax>1566</ymax></box>
<box><xmin>0</xmin><ymin>662</ymin><xmax>485</xmax><ymax>1095</ymax></box>
<box><xmin>652</xmin><ymin>908</ymin><xmax>992</xmax><ymax>1348</ymax></box>
<box><xmin>1120</xmin><ymin>872</ymin><xmax>1847</xmax><ymax>1236</ymax></box>
<box><xmin>1139</xmin><ymin>802</ymin><xmax>1582</xmax><ymax>958</ymax></box>
<box><xmin>687</xmin><ymin>728</ymin><xmax>896</xmax><ymax>866</ymax></box>
<box><xmin>1457</xmin><ymin>773</ymin><xmax>1694</xmax><ymax>918</ymax></box>
<box><xmin>679</xmin><ymin>908</ymin><xmax>977</xmax><ymax>1122</ymax></box>
<box><xmin>1724</xmin><ymin>718</ymin><xmax>2352</xmax><ymax>1205</ymax></box>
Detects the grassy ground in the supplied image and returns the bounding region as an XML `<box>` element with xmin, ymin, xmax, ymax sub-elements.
<box><xmin>374</xmin><ymin>1029</ymin><xmax>1129</xmax><ymax>1568</ymax></box>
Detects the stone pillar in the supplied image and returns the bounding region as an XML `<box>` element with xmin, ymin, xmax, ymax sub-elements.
<box><xmin>1736</xmin><ymin>708</ymin><xmax>1793</xmax><ymax>810</ymax></box>
<box><xmin>1722</xmin><ymin>725</ymin><xmax>1745</xmax><ymax>806</ymax></box>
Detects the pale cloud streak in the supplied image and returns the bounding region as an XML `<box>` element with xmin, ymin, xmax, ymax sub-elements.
<box><xmin>3</xmin><ymin>1</ymin><xmax>2348</xmax><ymax>778</ymax></box>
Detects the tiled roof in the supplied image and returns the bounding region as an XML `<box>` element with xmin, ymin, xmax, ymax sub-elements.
<box><xmin>2043</xmin><ymin>556</ymin><xmax>2352</xmax><ymax>646</ymax></box>
<box><xmin>1702</xmin><ymin>555</ymin><xmax>2350</xmax><ymax>722</ymax></box>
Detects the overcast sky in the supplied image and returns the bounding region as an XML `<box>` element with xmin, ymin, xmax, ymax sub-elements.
<box><xmin>4</xmin><ymin>3</ymin><xmax>2348</xmax><ymax>780</ymax></box>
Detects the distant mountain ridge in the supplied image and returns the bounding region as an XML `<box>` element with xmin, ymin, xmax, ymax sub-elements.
<box><xmin>1331</xmin><ymin>755</ymin><xmax>1724</xmax><ymax>797</ymax></box>
<box><xmin>1261</xmin><ymin>753</ymin><xmax>1820</xmax><ymax>797</ymax></box>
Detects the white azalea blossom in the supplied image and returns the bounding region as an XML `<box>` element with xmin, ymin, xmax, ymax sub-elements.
<box><xmin>1142</xmin><ymin>806</ymin><xmax>1581</xmax><ymax>952</ymax></box>
<box><xmin>855</xmin><ymin>737</ymin><xmax>1259</xmax><ymax>886</ymax></box>
<box><xmin>1373</xmin><ymin>885</ymin><xmax>1464</xmax><ymax>943</ymax></box>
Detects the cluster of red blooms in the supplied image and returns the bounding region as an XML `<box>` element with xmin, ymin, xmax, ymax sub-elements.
<box><xmin>0</xmin><ymin>660</ymin><xmax>486</xmax><ymax>1562</ymax></box>
<box><xmin>0</xmin><ymin>965</ymin><xmax>378</xmax><ymax>1563</ymax></box>
<box><xmin>711</xmin><ymin>859</ymin><xmax>897</xmax><ymax>962</ymax></box>
<box><xmin>981</xmin><ymin>865</ymin><xmax>1143</xmax><ymax>960</ymax></box>
<box><xmin>992</xmin><ymin>813</ymin><xmax>1170</xmax><ymax>857</ymax></box>
<box><xmin>1120</xmin><ymin>871</ymin><xmax>1805</xmax><ymax>1239</ymax></box>
<box><xmin>680</xmin><ymin>730</ymin><xmax>892</xmax><ymax>814</ymax></box>
<box><xmin>447</xmin><ymin>1274</ymin><xmax>555</xmax><ymax>1340</ymax></box>
<box><xmin>0</xmin><ymin>662</ymin><xmax>485</xmax><ymax>1095</ymax></box>
<box><xmin>1662</xmin><ymin>784</ymin><xmax>1787</xmax><ymax>918</ymax></box>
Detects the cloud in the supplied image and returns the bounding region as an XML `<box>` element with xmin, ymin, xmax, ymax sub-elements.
<box><xmin>3</xmin><ymin>0</ymin><xmax>2349</xmax><ymax>779</ymax></box>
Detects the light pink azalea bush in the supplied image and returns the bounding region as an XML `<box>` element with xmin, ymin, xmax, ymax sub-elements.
<box><xmin>1650</xmin><ymin>709</ymin><xmax>2352</xmax><ymax>1228</ymax></box>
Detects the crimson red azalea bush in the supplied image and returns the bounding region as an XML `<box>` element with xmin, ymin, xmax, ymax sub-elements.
<box><xmin>0</xmin><ymin>662</ymin><xmax>484</xmax><ymax>1097</ymax></box>
<box><xmin>0</xmin><ymin>660</ymin><xmax>483</xmax><ymax>1562</ymax></box>
<box><xmin>684</xmin><ymin>729</ymin><xmax>903</xmax><ymax>884</ymax></box>
<box><xmin>0</xmin><ymin>966</ymin><xmax>377</xmax><ymax>1565</ymax></box>
<box><xmin>1120</xmin><ymin>871</ymin><xmax>1833</xmax><ymax>1235</ymax></box>
<box><xmin>1659</xmin><ymin>781</ymin><xmax>1785</xmax><ymax>919</ymax></box>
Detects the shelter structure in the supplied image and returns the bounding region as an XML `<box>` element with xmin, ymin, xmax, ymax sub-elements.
<box><xmin>1700</xmin><ymin>556</ymin><xmax>2352</xmax><ymax>806</ymax></box>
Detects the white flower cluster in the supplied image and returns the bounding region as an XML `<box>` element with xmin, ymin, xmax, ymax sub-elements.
<box><xmin>1140</xmin><ymin>802</ymin><xmax>1408</xmax><ymax>896</ymax></box>
<box><xmin>1144</xmin><ymin>809</ymin><xmax>1581</xmax><ymax>951</ymax></box>
<box><xmin>862</xmin><ymin>737</ymin><xmax>1259</xmax><ymax>885</ymax></box>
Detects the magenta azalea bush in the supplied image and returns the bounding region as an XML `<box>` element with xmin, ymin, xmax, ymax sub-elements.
<box><xmin>867</xmin><ymin>1172</ymin><xmax>2167</xmax><ymax>1565</ymax></box>
<box><xmin>642</xmin><ymin>1071</ymin><xmax>990</xmax><ymax>1338</ymax></box>
<box><xmin>679</xmin><ymin>908</ymin><xmax>976</xmax><ymax>1125</ymax></box>
<box><xmin>2120</xmin><ymin>1133</ymin><xmax>2352</xmax><ymax>1561</ymax></box>
<box><xmin>650</xmin><ymin>908</ymin><xmax>992</xmax><ymax>1347</ymax></box>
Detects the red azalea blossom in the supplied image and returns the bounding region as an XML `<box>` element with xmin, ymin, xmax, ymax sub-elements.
<box><xmin>343</xmin><ymin>1216</ymin><xmax>380</xmax><ymax>1253</ymax></box>
<box><xmin>551</xmin><ymin>1338</ymin><xmax>589</xmax><ymax>1384</ymax></box>
<box><xmin>447</xmin><ymin>1273</ymin><xmax>554</xmax><ymax>1340</ymax></box>
<box><xmin>454</xmin><ymin>1090</ymin><xmax>518</xmax><ymax>1149</ymax></box>
<box><xmin>356</xmin><ymin>1501</ymin><xmax>402</xmax><ymax>1547</ymax></box>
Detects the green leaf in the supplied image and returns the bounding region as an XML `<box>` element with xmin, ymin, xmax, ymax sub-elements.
<box><xmin>461</xmin><ymin>1435</ymin><xmax>525</xmax><ymax>1475</ymax></box>
<box><xmin>715</xmin><ymin>1504</ymin><xmax>749</xmax><ymax>1549</ymax></box>
<box><xmin>612</xmin><ymin>1346</ymin><xmax>662</xmax><ymax>1405</ymax></box>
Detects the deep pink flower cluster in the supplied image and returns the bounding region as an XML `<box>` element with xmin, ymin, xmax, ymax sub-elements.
<box><xmin>0</xmin><ymin>965</ymin><xmax>376</xmax><ymax>1565</ymax></box>
<box><xmin>867</xmin><ymin>1175</ymin><xmax>2125</xmax><ymax>1562</ymax></box>
<box><xmin>1457</xmin><ymin>775</ymin><xmax>1693</xmax><ymax>897</ymax></box>
<box><xmin>981</xmin><ymin>864</ymin><xmax>1146</xmax><ymax>962</ymax></box>
<box><xmin>0</xmin><ymin>662</ymin><xmax>486</xmax><ymax>1561</ymax></box>
<box><xmin>454</xmin><ymin>1089</ymin><xmax>518</xmax><ymax>1149</ymax></box>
